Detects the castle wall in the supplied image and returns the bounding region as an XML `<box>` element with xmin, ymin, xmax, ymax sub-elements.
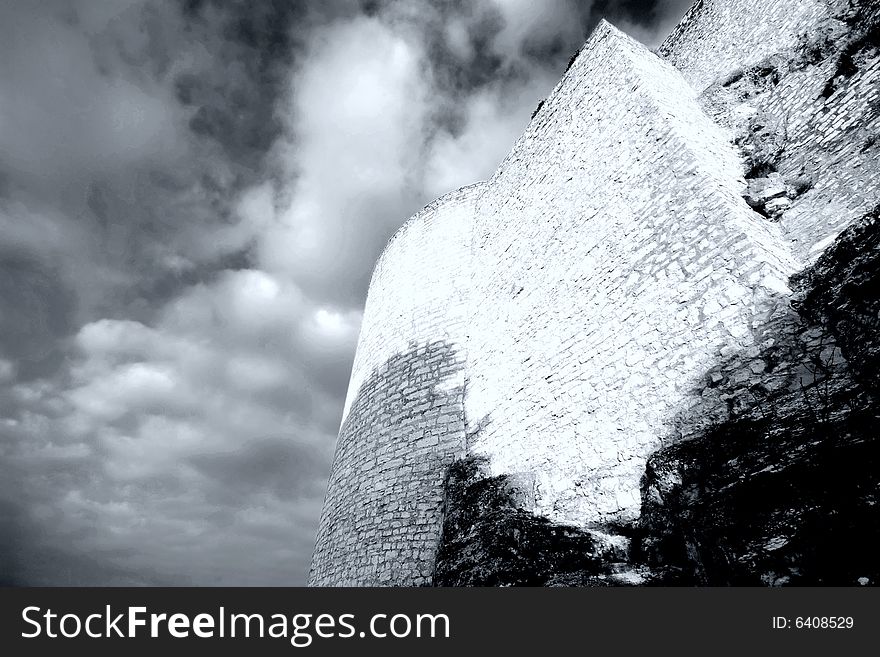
<box><xmin>308</xmin><ymin>185</ymin><xmax>479</xmax><ymax>586</ymax></box>
<box><xmin>760</xmin><ymin>30</ymin><xmax>880</xmax><ymax>261</ymax></box>
<box><xmin>659</xmin><ymin>0</ymin><xmax>831</xmax><ymax>91</ymax></box>
<box><xmin>692</xmin><ymin>0</ymin><xmax>880</xmax><ymax>260</ymax></box>
<box><xmin>463</xmin><ymin>22</ymin><xmax>799</xmax><ymax>527</ymax></box>
<box><xmin>310</xmin><ymin>1</ymin><xmax>880</xmax><ymax>585</ymax></box>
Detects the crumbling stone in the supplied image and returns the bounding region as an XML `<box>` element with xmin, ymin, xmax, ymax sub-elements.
<box><xmin>743</xmin><ymin>172</ymin><xmax>790</xmax><ymax>218</ymax></box>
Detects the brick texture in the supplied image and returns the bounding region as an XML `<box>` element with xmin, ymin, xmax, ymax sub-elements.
<box><xmin>308</xmin><ymin>186</ymin><xmax>477</xmax><ymax>585</ymax></box>
<box><xmin>659</xmin><ymin>0</ymin><xmax>831</xmax><ymax>91</ymax></box>
<box><xmin>465</xmin><ymin>21</ymin><xmax>797</xmax><ymax>527</ymax></box>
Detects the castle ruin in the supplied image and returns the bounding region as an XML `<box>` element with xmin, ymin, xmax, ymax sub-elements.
<box><xmin>309</xmin><ymin>0</ymin><xmax>880</xmax><ymax>586</ymax></box>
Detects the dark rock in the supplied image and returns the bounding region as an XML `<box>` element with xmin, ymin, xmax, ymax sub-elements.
<box><xmin>433</xmin><ymin>457</ymin><xmax>634</xmax><ymax>586</ymax></box>
<box><xmin>639</xmin><ymin>403</ymin><xmax>879</xmax><ymax>585</ymax></box>
<box><xmin>639</xmin><ymin>206</ymin><xmax>880</xmax><ymax>586</ymax></box>
<box><xmin>792</xmin><ymin>207</ymin><xmax>880</xmax><ymax>394</ymax></box>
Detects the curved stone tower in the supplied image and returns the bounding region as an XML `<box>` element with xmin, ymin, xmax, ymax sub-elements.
<box><xmin>308</xmin><ymin>183</ymin><xmax>481</xmax><ymax>586</ymax></box>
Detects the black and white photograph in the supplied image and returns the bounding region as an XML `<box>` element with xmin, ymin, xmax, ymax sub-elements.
<box><xmin>1</xmin><ymin>0</ymin><xmax>878</xmax><ymax>608</ymax></box>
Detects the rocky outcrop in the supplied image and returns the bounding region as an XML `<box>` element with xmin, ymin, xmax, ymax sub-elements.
<box><xmin>639</xmin><ymin>398</ymin><xmax>878</xmax><ymax>586</ymax></box>
<box><xmin>640</xmin><ymin>208</ymin><xmax>880</xmax><ymax>586</ymax></box>
<box><xmin>742</xmin><ymin>173</ymin><xmax>795</xmax><ymax>218</ymax></box>
<box><xmin>793</xmin><ymin>207</ymin><xmax>880</xmax><ymax>394</ymax></box>
<box><xmin>434</xmin><ymin>457</ymin><xmax>649</xmax><ymax>586</ymax></box>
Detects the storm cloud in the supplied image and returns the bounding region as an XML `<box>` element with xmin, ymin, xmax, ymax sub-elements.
<box><xmin>0</xmin><ymin>0</ymin><xmax>692</xmax><ymax>585</ymax></box>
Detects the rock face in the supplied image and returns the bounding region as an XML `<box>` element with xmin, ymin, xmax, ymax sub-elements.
<box><xmin>434</xmin><ymin>457</ymin><xmax>651</xmax><ymax>586</ymax></box>
<box><xmin>434</xmin><ymin>458</ymin><xmax>606</xmax><ymax>587</ymax></box>
<box><xmin>309</xmin><ymin>0</ymin><xmax>880</xmax><ymax>586</ymax></box>
<box><xmin>794</xmin><ymin>208</ymin><xmax>880</xmax><ymax>394</ymax></box>
<box><xmin>638</xmin><ymin>209</ymin><xmax>880</xmax><ymax>586</ymax></box>
<box><xmin>742</xmin><ymin>173</ymin><xmax>792</xmax><ymax>218</ymax></box>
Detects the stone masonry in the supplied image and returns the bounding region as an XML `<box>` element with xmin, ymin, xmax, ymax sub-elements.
<box><xmin>308</xmin><ymin>185</ymin><xmax>477</xmax><ymax>585</ymax></box>
<box><xmin>309</xmin><ymin>0</ymin><xmax>880</xmax><ymax>585</ymax></box>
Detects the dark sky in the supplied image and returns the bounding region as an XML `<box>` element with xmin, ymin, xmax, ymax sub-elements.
<box><xmin>0</xmin><ymin>0</ymin><xmax>693</xmax><ymax>586</ymax></box>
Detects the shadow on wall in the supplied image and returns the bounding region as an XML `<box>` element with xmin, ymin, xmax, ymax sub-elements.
<box><xmin>641</xmin><ymin>206</ymin><xmax>880</xmax><ymax>586</ymax></box>
<box><xmin>433</xmin><ymin>207</ymin><xmax>880</xmax><ymax>587</ymax></box>
<box><xmin>309</xmin><ymin>340</ymin><xmax>467</xmax><ymax>586</ymax></box>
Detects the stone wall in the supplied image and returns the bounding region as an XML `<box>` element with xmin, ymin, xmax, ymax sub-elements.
<box><xmin>638</xmin><ymin>210</ymin><xmax>880</xmax><ymax>586</ymax></box>
<box><xmin>695</xmin><ymin>0</ymin><xmax>880</xmax><ymax>261</ymax></box>
<box><xmin>464</xmin><ymin>21</ymin><xmax>797</xmax><ymax>529</ymax></box>
<box><xmin>338</xmin><ymin>183</ymin><xmax>481</xmax><ymax>424</ymax></box>
<box><xmin>659</xmin><ymin>0</ymin><xmax>831</xmax><ymax>91</ymax></box>
<box><xmin>728</xmin><ymin>0</ymin><xmax>880</xmax><ymax>263</ymax></box>
<box><xmin>308</xmin><ymin>185</ymin><xmax>479</xmax><ymax>585</ymax></box>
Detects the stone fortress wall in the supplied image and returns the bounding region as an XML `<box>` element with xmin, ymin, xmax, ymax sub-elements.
<box><xmin>662</xmin><ymin>0</ymin><xmax>880</xmax><ymax>261</ymax></box>
<box><xmin>464</xmin><ymin>20</ymin><xmax>797</xmax><ymax>528</ymax></box>
<box><xmin>659</xmin><ymin>0</ymin><xmax>831</xmax><ymax>91</ymax></box>
<box><xmin>309</xmin><ymin>0</ymin><xmax>880</xmax><ymax>584</ymax></box>
<box><xmin>337</xmin><ymin>183</ymin><xmax>481</xmax><ymax>425</ymax></box>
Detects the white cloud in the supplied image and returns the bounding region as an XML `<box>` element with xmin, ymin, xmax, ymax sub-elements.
<box><xmin>0</xmin><ymin>359</ymin><xmax>16</xmax><ymax>384</ymax></box>
<box><xmin>258</xmin><ymin>16</ymin><xmax>432</xmax><ymax>295</ymax></box>
<box><xmin>445</xmin><ymin>18</ymin><xmax>475</xmax><ymax>61</ymax></box>
<box><xmin>423</xmin><ymin>74</ymin><xmax>555</xmax><ymax>197</ymax></box>
<box><xmin>4</xmin><ymin>266</ymin><xmax>348</xmax><ymax>583</ymax></box>
<box><xmin>0</xmin><ymin>2</ymin><xmax>185</xmax><ymax>188</ymax></box>
<box><xmin>491</xmin><ymin>0</ymin><xmax>583</xmax><ymax>60</ymax></box>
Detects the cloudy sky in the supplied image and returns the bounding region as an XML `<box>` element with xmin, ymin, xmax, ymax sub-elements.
<box><xmin>0</xmin><ymin>0</ymin><xmax>691</xmax><ymax>586</ymax></box>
